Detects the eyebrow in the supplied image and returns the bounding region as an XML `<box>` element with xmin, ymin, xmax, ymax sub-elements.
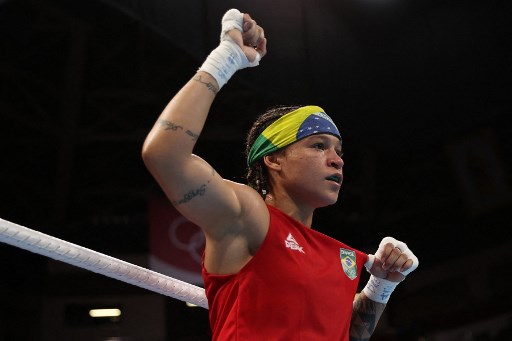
<box><xmin>310</xmin><ymin>134</ymin><xmax>342</xmax><ymax>147</ymax></box>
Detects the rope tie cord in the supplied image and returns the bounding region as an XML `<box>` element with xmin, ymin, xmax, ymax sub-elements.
<box><xmin>0</xmin><ymin>218</ymin><xmax>208</xmax><ymax>309</ymax></box>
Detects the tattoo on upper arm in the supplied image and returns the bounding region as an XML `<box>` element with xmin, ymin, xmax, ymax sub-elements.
<box><xmin>349</xmin><ymin>296</ymin><xmax>385</xmax><ymax>341</ymax></box>
<box><xmin>174</xmin><ymin>168</ymin><xmax>217</xmax><ymax>205</ymax></box>
<box><xmin>176</xmin><ymin>182</ymin><xmax>208</xmax><ymax>205</ymax></box>
<box><xmin>193</xmin><ymin>74</ymin><xmax>218</xmax><ymax>95</ymax></box>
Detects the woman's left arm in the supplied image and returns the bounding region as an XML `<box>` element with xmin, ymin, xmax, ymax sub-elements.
<box><xmin>350</xmin><ymin>293</ymin><xmax>386</xmax><ymax>341</ymax></box>
<box><xmin>350</xmin><ymin>236</ymin><xmax>419</xmax><ymax>340</ymax></box>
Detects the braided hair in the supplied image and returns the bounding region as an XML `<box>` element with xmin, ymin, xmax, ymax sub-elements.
<box><xmin>244</xmin><ymin>104</ymin><xmax>302</xmax><ymax>198</ymax></box>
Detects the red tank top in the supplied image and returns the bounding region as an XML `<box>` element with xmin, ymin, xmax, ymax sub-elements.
<box><xmin>202</xmin><ymin>205</ymin><xmax>368</xmax><ymax>340</ymax></box>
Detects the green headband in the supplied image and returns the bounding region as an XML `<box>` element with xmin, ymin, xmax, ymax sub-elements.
<box><xmin>247</xmin><ymin>105</ymin><xmax>341</xmax><ymax>166</ymax></box>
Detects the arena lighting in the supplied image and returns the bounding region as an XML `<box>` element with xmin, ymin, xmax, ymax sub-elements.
<box><xmin>89</xmin><ymin>308</ymin><xmax>122</xmax><ymax>318</ymax></box>
<box><xmin>186</xmin><ymin>302</ymin><xmax>198</xmax><ymax>308</ymax></box>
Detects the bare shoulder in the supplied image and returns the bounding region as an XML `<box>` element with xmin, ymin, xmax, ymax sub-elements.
<box><xmin>224</xmin><ymin>179</ymin><xmax>270</xmax><ymax>238</ymax></box>
<box><xmin>203</xmin><ymin>180</ymin><xmax>270</xmax><ymax>273</ymax></box>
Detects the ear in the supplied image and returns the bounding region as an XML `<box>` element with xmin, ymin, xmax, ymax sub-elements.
<box><xmin>263</xmin><ymin>153</ymin><xmax>282</xmax><ymax>171</ymax></box>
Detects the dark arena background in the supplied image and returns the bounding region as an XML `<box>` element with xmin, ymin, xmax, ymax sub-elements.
<box><xmin>1</xmin><ymin>0</ymin><xmax>511</xmax><ymax>340</ymax></box>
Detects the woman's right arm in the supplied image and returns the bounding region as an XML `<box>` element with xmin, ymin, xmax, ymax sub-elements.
<box><xmin>142</xmin><ymin>69</ymin><xmax>236</xmax><ymax>232</ymax></box>
<box><xmin>141</xmin><ymin>10</ymin><xmax>268</xmax><ymax>272</ymax></box>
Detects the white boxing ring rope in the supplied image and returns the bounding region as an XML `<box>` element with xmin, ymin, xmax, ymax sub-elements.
<box><xmin>0</xmin><ymin>217</ymin><xmax>209</xmax><ymax>309</ymax></box>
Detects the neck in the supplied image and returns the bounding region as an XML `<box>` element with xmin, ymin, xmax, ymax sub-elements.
<box><xmin>265</xmin><ymin>192</ymin><xmax>314</xmax><ymax>228</ymax></box>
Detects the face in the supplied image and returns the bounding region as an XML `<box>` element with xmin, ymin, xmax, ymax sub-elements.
<box><xmin>271</xmin><ymin>134</ymin><xmax>344</xmax><ymax>208</ymax></box>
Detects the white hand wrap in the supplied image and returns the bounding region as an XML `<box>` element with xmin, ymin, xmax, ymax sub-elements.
<box><xmin>364</xmin><ymin>236</ymin><xmax>419</xmax><ymax>276</ymax></box>
<box><xmin>199</xmin><ymin>8</ymin><xmax>261</xmax><ymax>89</ymax></box>
<box><xmin>220</xmin><ymin>9</ymin><xmax>244</xmax><ymax>41</ymax></box>
<box><xmin>362</xmin><ymin>236</ymin><xmax>419</xmax><ymax>304</ymax></box>
<box><xmin>362</xmin><ymin>275</ymin><xmax>399</xmax><ymax>304</ymax></box>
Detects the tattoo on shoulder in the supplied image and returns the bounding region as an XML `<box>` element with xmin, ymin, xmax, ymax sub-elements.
<box><xmin>158</xmin><ymin>119</ymin><xmax>183</xmax><ymax>131</ymax></box>
<box><xmin>193</xmin><ymin>74</ymin><xmax>218</xmax><ymax>95</ymax></box>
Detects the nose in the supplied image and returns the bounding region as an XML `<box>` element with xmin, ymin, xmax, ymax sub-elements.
<box><xmin>329</xmin><ymin>149</ymin><xmax>343</xmax><ymax>170</ymax></box>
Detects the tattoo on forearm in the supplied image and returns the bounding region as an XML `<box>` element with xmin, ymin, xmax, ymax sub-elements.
<box><xmin>349</xmin><ymin>296</ymin><xmax>385</xmax><ymax>341</ymax></box>
<box><xmin>186</xmin><ymin>130</ymin><xmax>199</xmax><ymax>141</ymax></box>
<box><xmin>158</xmin><ymin>120</ymin><xmax>200</xmax><ymax>141</ymax></box>
<box><xmin>158</xmin><ymin>119</ymin><xmax>183</xmax><ymax>131</ymax></box>
<box><xmin>193</xmin><ymin>74</ymin><xmax>218</xmax><ymax>95</ymax></box>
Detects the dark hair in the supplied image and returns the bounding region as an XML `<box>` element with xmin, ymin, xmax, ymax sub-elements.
<box><xmin>244</xmin><ymin>104</ymin><xmax>302</xmax><ymax>197</ymax></box>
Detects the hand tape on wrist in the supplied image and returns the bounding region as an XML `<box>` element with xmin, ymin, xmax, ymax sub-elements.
<box><xmin>199</xmin><ymin>8</ymin><xmax>260</xmax><ymax>89</ymax></box>
<box><xmin>362</xmin><ymin>275</ymin><xmax>399</xmax><ymax>304</ymax></box>
<box><xmin>199</xmin><ymin>40</ymin><xmax>248</xmax><ymax>89</ymax></box>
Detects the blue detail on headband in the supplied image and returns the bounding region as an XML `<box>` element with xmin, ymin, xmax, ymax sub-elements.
<box><xmin>296</xmin><ymin>113</ymin><xmax>341</xmax><ymax>140</ymax></box>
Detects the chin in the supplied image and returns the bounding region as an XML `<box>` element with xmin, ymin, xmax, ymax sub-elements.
<box><xmin>315</xmin><ymin>194</ymin><xmax>339</xmax><ymax>208</ymax></box>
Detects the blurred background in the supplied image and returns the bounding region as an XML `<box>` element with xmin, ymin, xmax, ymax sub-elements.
<box><xmin>1</xmin><ymin>0</ymin><xmax>511</xmax><ymax>340</ymax></box>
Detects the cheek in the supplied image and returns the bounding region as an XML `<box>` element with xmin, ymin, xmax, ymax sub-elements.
<box><xmin>284</xmin><ymin>148</ymin><xmax>301</xmax><ymax>160</ymax></box>
<box><xmin>286</xmin><ymin>148</ymin><xmax>322</xmax><ymax>161</ymax></box>
<box><xmin>287</xmin><ymin>155</ymin><xmax>323</xmax><ymax>174</ymax></box>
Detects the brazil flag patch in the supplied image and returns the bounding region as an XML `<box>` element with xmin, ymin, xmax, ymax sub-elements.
<box><xmin>340</xmin><ymin>248</ymin><xmax>358</xmax><ymax>280</ymax></box>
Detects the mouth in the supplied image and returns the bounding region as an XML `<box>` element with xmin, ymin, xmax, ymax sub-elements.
<box><xmin>325</xmin><ymin>174</ymin><xmax>342</xmax><ymax>184</ymax></box>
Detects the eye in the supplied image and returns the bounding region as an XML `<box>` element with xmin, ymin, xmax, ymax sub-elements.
<box><xmin>312</xmin><ymin>143</ymin><xmax>325</xmax><ymax>150</ymax></box>
<box><xmin>336</xmin><ymin>150</ymin><xmax>344</xmax><ymax>157</ymax></box>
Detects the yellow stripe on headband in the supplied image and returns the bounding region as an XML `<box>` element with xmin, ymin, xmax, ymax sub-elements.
<box><xmin>247</xmin><ymin>105</ymin><xmax>341</xmax><ymax>165</ymax></box>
